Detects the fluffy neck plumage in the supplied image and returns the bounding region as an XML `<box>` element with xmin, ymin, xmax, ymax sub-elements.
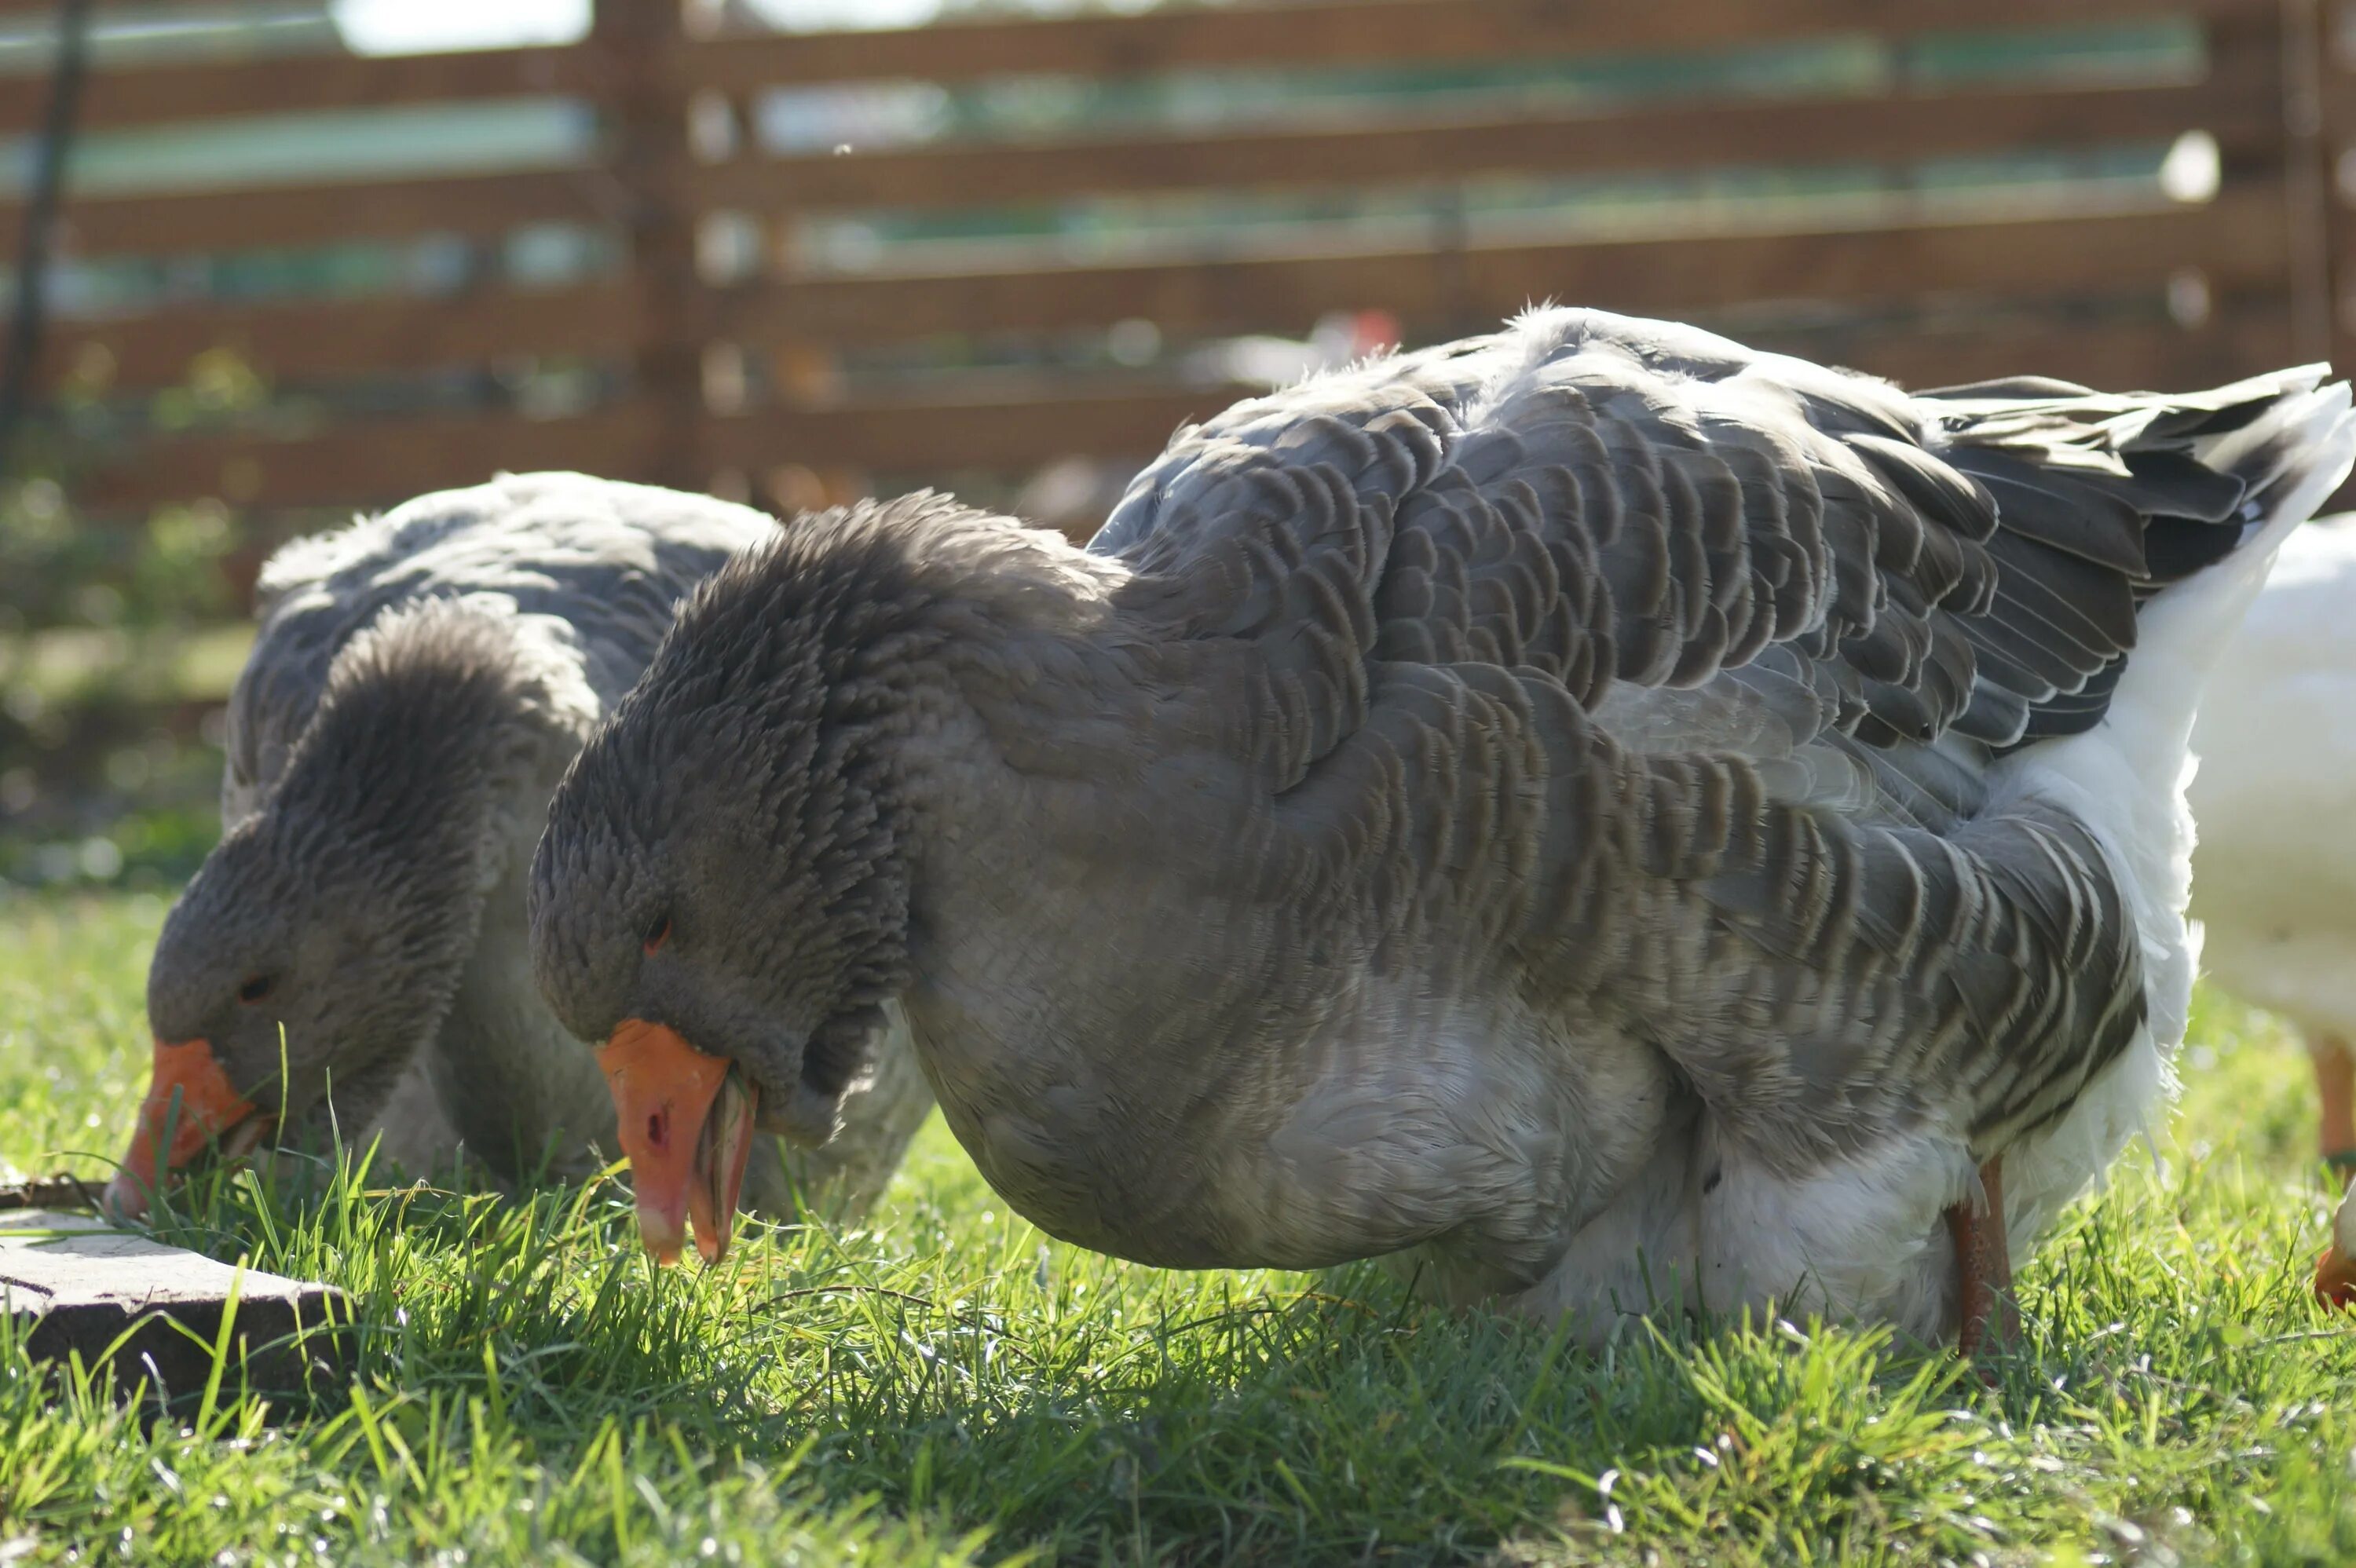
<box><xmin>251</xmin><ymin>609</ymin><xmax>572</xmax><ymax>1132</ymax></box>
<box><xmin>752</xmin><ymin>511</ymin><xmax>1366</xmax><ymax>1265</ymax></box>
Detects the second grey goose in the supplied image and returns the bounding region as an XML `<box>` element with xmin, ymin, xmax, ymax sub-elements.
<box><xmin>526</xmin><ymin>310</ymin><xmax>2354</xmax><ymax>1349</ymax></box>
<box><xmin>108</xmin><ymin>473</ymin><xmax>935</xmax><ymax>1237</ymax></box>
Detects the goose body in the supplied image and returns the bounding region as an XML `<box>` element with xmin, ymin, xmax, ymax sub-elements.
<box><xmin>113</xmin><ymin>473</ymin><xmax>934</xmax><ymax>1219</ymax></box>
<box><xmin>2182</xmin><ymin>515</ymin><xmax>2356</xmax><ymax>1299</ymax></box>
<box><xmin>2189</xmin><ymin>517</ymin><xmax>2356</xmax><ymax>1041</ymax></box>
<box><xmin>530</xmin><ymin>310</ymin><xmax>2354</xmax><ymax>1344</ymax></box>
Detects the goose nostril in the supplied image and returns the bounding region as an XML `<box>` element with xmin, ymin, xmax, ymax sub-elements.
<box><xmin>646</xmin><ymin>1109</ymin><xmax>666</xmax><ymax>1150</ymax></box>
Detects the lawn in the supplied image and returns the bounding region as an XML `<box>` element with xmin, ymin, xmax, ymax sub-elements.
<box><xmin>0</xmin><ymin>891</ymin><xmax>2351</xmax><ymax>1565</ymax></box>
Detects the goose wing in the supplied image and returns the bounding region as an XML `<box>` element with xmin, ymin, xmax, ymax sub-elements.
<box><xmin>1096</xmin><ymin>307</ymin><xmax>2343</xmax><ymax>1167</ymax></box>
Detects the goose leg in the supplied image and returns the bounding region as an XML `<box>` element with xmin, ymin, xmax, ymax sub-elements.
<box><xmin>2311</xmin><ymin>1033</ymin><xmax>2356</xmax><ymax>1190</ymax></box>
<box><xmin>2310</xmin><ymin>1035</ymin><xmax>2356</xmax><ymax>1310</ymax></box>
<box><xmin>1947</xmin><ymin>1154</ymin><xmax>2018</xmax><ymax>1357</ymax></box>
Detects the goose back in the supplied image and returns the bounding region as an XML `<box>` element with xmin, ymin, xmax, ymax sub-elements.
<box><xmin>1013</xmin><ymin>308</ymin><xmax>2354</xmax><ymax>1312</ymax></box>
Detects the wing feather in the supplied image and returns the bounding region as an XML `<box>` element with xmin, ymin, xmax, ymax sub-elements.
<box><xmin>1096</xmin><ymin>309</ymin><xmax>2329</xmax><ymax>1163</ymax></box>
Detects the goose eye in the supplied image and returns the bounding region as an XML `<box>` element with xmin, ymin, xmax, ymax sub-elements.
<box><xmin>642</xmin><ymin>915</ymin><xmax>671</xmax><ymax>955</ymax></box>
<box><xmin>237</xmin><ymin>974</ymin><xmax>275</xmax><ymax>1004</ymax></box>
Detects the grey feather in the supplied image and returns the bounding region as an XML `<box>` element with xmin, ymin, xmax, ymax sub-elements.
<box><xmin>531</xmin><ymin>309</ymin><xmax>2354</xmax><ymax>1343</ymax></box>
<box><xmin>145</xmin><ymin>472</ymin><xmax>934</xmax><ymax>1215</ymax></box>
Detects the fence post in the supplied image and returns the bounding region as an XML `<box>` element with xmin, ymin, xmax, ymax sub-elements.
<box><xmin>593</xmin><ymin>0</ymin><xmax>703</xmax><ymax>490</ymax></box>
<box><xmin>2321</xmin><ymin>1</ymin><xmax>2356</xmax><ymax>385</ymax></box>
<box><xmin>2285</xmin><ymin>0</ymin><xmax>2356</xmax><ymax>510</ymax></box>
<box><xmin>2282</xmin><ymin>0</ymin><xmax>2337</xmax><ymax>367</ymax></box>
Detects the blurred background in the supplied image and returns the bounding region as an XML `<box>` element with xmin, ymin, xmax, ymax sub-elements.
<box><xmin>0</xmin><ymin>0</ymin><xmax>2347</xmax><ymax>894</ymax></box>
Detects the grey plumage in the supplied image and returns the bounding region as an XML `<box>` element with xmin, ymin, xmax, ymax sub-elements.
<box><xmin>127</xmin><ymin>472</ymin><xmax>934</xmax><ymax>1215</ymax></box>
<box><xmin>530</xmin><ymin>310</ymin><xmax>2354</xmax><ymax>1340</ymax></box>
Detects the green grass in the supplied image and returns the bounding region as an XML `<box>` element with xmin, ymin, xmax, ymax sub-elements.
<box><xmin>0</xmin><ymin>892</ymin><xmax>2352</xmax><ymax>1565</ymax></box>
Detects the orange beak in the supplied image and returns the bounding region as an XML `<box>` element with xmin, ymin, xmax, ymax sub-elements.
<box><xmin>2318</xmin><ymin>1189</ymin><xmax>2356</xmax><ymax>1310</ymax></box>
<box><xmin>104</xmin><ymin>1037</ymin><xmax>265</xmax><ymax>1220</ymax></box>
<box><xmin>2316</xmin><ymin>1246</ymin><xmax>2356</xmax><ymax>1310</ymax></box>
<box><xmin>598</xmin><ymin>1018</ymin><xmax>758</xmax><ymax>1266</ymax></box>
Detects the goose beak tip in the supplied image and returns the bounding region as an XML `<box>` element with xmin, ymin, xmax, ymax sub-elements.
<box><xmin>2314</xmin><ymin>1245</ymin><xmax>2356</xmax><ymax>1310</ymax></box>
<box><xmin>602</xmin><ymin>1018</ymin><xmax>752</xmax><ymax>1266</ymax></box>
<box><xmin>115</xmin><ymin>1036</ymin><xmax>262</xmax><ymax>1215</ymax></box>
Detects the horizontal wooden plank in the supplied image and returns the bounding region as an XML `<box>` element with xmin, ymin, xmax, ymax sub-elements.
<box><xmin>693</xmin><ymin>74</ymin><xmax>2277</xmax><ymax>216</ymax></box>
<box><xmin>36</xmin><ymin>189</ymin><xmax>2281</xmax><ymax>404</ymax></box>
<box><xmin>682</xmin><ymin>0</ymin><xmax>2275</xmax><ymax>94</ymax></box>
<box><xmin>711</xmin><ymin>187</ymin><xmax>2291</xmax><ymax>346</ymax></box>
<box><xmin>51</xmin><ymin>196</ymin><xmax>2298</xmax><ymax>509</ymax></box>
<box><xmin>704</xmin><ymin>334</ymin><xmax>2279</xmax><ymax>473</ymax></box>
<box><xmin>63</xmin><ymin>384</ymin><xmax>1239</xmax><ymax>510</ymax></box>
<box><xmin>0</xmin><ymin>42</ymin><xmax>599</xmax><ymax>136</ymax></box>
<box><xmin>39</xmin><ymin>281</ymin><xmax>638</xmax><ymax>390</ymax></box>
<box><xmin>0</xmin><ymin>167</ymin><xmax>613</xmax><ymax>259</ymax></box>
<box><xmin>10</xmin><ymin>72</ymin><xmax>2276</xmax><ymax>268</ymax></box>
<box><xmin>21</xmin><ymin>186</ymin><xmax>2278</xmax><ymax>382</ymax></box>
<box><xmin>0</xmin><ymin>0</ymin><xmax>2271</xmax><ymax>115</ymax></box>
<box><xmin>704</xmin><ymin>383</ymin><xmax>1249</xmax><ymax>474</ymax></box>
<box><xmin>0</xmin><ymin>0</ymin><xmax>222</xmax><ymax>15</ymax></box>
<box><xmin>1775</xmin><ymin>302</ymin><xmax>2298</xmax><ymax>390</ymax></box>
<box><xmin>68</xmin><ymin>404</ymin><xmax>658</xmax><ymax>512</ymax></box>
<box><xmin>67</xmin><ymin>287</ymin><xmax>2304</xmax><ymax>513</ymax></box>
<box><xmin>0</xmin><ymin>0</ymin><xmax>2272</xmax><ymax>136</ymax></box>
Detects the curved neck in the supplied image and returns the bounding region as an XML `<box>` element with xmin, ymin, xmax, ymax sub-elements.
<box><xmin>253</xmin><ymin>641</ymin><xmax>574</xmax><ymax>1136</ymax></box>
<box><xmin>873</xmin><ymin>569</ymin><xmax>1336</xmax><ymax>1266</ymax></box>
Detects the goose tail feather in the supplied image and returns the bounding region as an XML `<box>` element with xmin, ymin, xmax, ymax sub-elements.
<box><xmin>1984</xmin><ymin>373</ymin><xmax>2354</xmax><ymax>1255</ymax></box>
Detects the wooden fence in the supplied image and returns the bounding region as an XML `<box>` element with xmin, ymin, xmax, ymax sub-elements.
<box><xmin>4</xmin><ymin>0</ymin><xmax>2353</xmax><ymax>532</ymax></box>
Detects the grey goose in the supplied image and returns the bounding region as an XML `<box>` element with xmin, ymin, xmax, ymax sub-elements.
<box><xmin>526</xmin><ymin>309</ymin><xmax>2354</xmax><ymax>1350</ymax></box>
<box><xmin>109</xmin><ymin>473</ymin><xmax>935</xmax><ymax>1242</ymax></box>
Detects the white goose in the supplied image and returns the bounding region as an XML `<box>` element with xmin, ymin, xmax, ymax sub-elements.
<box><xmin>527</xmin><ymin>310</ymin><xmax>2354</xmax><ymax>1351</ymax></box>
<box><xmin>111</xmin><ymin>473</ymin><xmax>935</xmax><ymax>1232</ymax></box>
<box><xmin>2183</xmin><ymin>514</ymin><xmax>2356</xmax><ymax>1303</ymax></box>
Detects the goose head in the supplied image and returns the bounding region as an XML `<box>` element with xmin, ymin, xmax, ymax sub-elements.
<box><xmin>529</xmin><ymin>507</ymin><xmax>929</xmax><ymax>1266</ymax></box>
<box><xmin>109</xmin><ymin>601</ymin><xmax>549</xmax><ymax>1219</ymax></box>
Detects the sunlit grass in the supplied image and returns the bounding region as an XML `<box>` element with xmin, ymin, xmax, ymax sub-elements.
<box><xmin>0</xmin><ymin>891</ymin><xmax>2350</xmax><ymax>1564</ymax></box>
